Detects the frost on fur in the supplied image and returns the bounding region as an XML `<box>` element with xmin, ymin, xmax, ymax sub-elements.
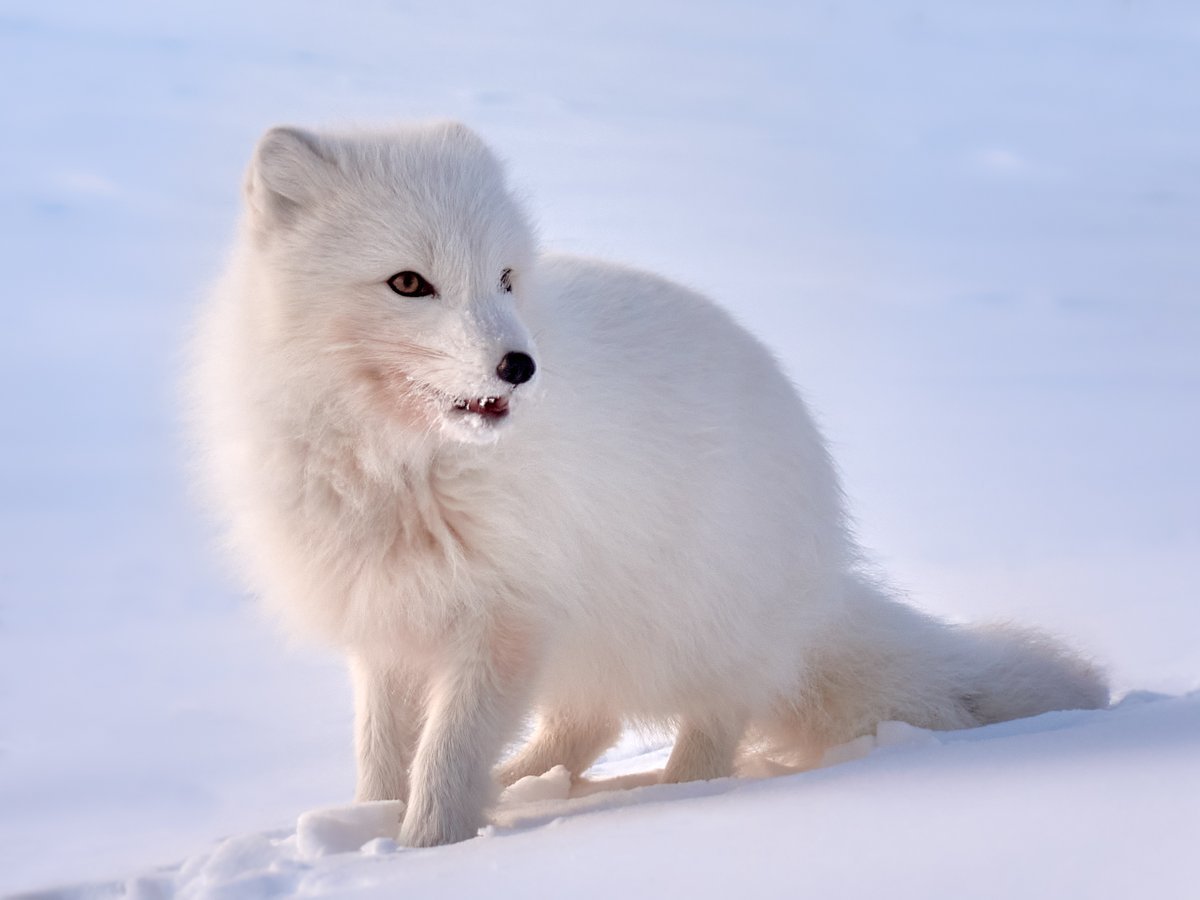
<box><xmin>190</xmin><ymin>120</ymin><xmax>1108</xmax><ymax>847</ymax></box>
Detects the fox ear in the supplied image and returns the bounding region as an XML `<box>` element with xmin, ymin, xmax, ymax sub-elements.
<box><xmin>244</xmin><ymin>126</ymin><xmax>337</xmax><ymax>226</ymax></box>
<box><xmin>435</xmin><ymin>119</ymin><xmax>487</xmax><ymax>149</ymax></box>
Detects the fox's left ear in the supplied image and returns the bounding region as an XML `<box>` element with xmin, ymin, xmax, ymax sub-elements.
<box><xmin>244</xmin><ymin>126</ymin><xmax>338</xmax><ymax>227</ymax></box>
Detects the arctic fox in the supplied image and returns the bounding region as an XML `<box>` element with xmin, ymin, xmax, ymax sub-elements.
<box><xmin>191</xmin><ymin>121</ymin><xmax>1108</xmax><ymax>848</ymax></box>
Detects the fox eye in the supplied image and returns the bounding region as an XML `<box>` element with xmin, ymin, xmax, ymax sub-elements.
<box><xmin>500</xmin><ymin>268</ymin><xmax>513</xmax><ymax>293</ymax></box>
<box><xmin>387</xmin><ymin>271</ymin><xmax>436</xmax><ymax>298</ymax></box>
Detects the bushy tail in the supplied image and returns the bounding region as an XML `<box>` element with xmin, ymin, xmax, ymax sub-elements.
<box><xmin>952</xmin><ymin>620</ymin><xmax>1110</xmax><ymax>724</ymax></box>
<box><xmin>762</xmin><ymin>574</ymin><xmax>1109</xmax><ymax>763</ymax></box>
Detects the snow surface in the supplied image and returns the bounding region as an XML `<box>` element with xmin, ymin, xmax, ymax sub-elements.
<box><xmin>1</xmin><ymin>0</ymin><xmax>1198</xmax><ymax>896</ymax></box>
<box><xmin>27</xmin><ymin>694</ymin><xmax>1200</xmax><ymax>900</ymax></box>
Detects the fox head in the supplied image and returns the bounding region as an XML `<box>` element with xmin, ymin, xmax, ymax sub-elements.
<box><xmin>240</xmin><ymin>121</ymin><xmax>539</xmax><ymax>448</ymax></box>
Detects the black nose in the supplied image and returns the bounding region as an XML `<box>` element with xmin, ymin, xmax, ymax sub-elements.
<box><xmin>496</xmin><ymin>351</ymin><xmax>536</xmax><ymax>386</ymax></box>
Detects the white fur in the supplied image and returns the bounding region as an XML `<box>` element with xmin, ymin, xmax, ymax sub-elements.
<box><xmin>190</xmin><ymin>121</ymin><xmax>1109</xmax><ymax>847</ymax></box>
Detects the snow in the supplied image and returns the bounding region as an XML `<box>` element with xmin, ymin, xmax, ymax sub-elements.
<box><xmin>1</xmin><ymin>0</ymin><xmax>1197</xmax><ymax>897</ymax></box>
<box><xmin>33</xmin><ymin>695</ymin><xmax>1200</xmax><ymax>899</ymax></box>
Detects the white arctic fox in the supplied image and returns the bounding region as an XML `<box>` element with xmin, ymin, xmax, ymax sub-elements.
<box><xmin>192</xmin><ymin>121</ymin><xmax>1108</xmax><ymax>847</ymax></box>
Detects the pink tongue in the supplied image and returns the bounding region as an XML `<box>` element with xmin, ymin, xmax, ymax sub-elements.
<box><xmin>466</xmin><ymin>396</ymin><xmax>509</xmax><ymax>417</ymax></box>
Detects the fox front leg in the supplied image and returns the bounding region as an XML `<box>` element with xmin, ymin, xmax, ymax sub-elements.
<box><xmin>351</xmin><ymin>656</ymin><xmax>424</xmax><ymax>803</ymax></box>
<box><xmin>400</xmin><ymin>630</ymin><xmax>532</xmax><ymax>847</ymax></box>
<box><xmin>498</xmin><ymin>708</ymin><xmax>621</xmax><ymax>785</ymax></box>
<box><xmin>662</xmin><ymin>715</ymin><xmax>746</xmax><ymax>784</ymax></box>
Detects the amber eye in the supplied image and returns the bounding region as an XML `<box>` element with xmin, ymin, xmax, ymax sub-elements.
<box><xmin>387</xmin><ymin>271</ymin><xmax>436</xmax><ymax>298</ymax></box>
<box><xmin>500</xmin><ymin>268</ymin><xmax>513</xmax><ymax>293</ymax></box>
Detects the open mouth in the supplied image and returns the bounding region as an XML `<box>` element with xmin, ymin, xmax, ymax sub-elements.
<box><xmin>451</xmin><ymin>395</ymin><xmax>510</xmax><ymax>419</ymax></box>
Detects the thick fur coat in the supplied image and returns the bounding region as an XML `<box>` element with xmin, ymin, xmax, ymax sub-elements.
<box><xmin>191</xmin><ymin>121</ymin><xmax>1108</xmax><ymax>847</ymax></box>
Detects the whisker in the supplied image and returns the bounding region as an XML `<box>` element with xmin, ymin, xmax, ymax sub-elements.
<box><xmin>328</xmin><ymin>337</ymin><xmax>455</xmax><ymax>362</ymax></box>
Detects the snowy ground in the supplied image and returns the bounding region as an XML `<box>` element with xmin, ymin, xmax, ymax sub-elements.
<box><xmin>2</xmin><ymin>1</ymin><xmax>1198</xmax><ymax>896</ymax></box>
<box><xmin>33</xmin><ymin>693</ymin><xmax>1200</xmax><ymax>900</ymax></box>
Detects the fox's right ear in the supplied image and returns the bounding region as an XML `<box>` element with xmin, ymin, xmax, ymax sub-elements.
<box><xmin>244</xmin><ymin>126</ymin><xmax>338</xmax><ymax>227</ymax></box>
